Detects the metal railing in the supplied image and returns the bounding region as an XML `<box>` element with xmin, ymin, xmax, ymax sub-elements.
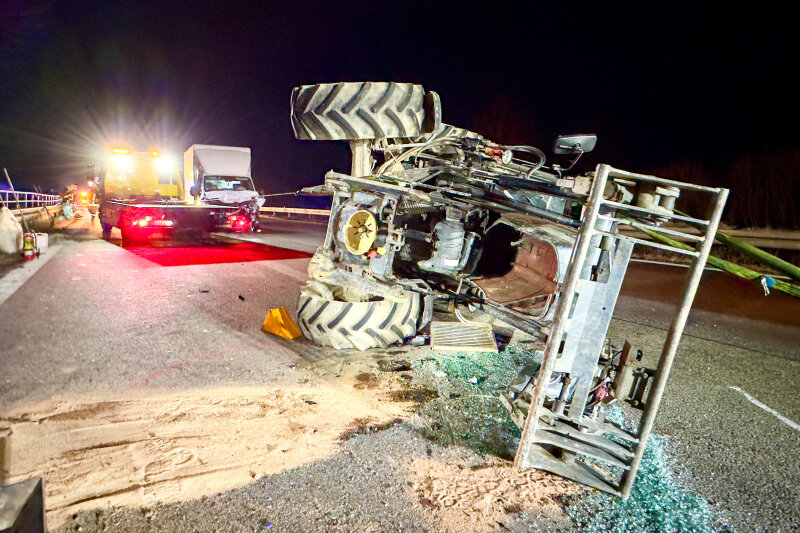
<box><xmin>260</xmin><ymin>206</ymin><xmax>800</xmax><ymax>250</ymax></box>
<box><xmin>259</xmin><ymin>206</ymin><xmax>330</xmax><ymax>217</ymax></box>
<box><xmin>1</xmin><ymin>190</ymin><xmax>61</xmax><ymax>209</ymax></box>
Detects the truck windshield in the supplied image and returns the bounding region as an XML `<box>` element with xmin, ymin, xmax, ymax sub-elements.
<box><xmin>203</xmin><ymin>176</ymin><xmax>254</xmax><ymax>192</ymax></box>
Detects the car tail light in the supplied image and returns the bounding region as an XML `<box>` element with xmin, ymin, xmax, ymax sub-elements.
<box><xmin>228</xmin><ymin>214</ymin><xmax>250</xmax><ymax>231</ymax></box>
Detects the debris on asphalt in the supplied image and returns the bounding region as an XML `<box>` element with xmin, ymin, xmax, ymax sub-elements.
<box><xmin>376</xmin><ymin>359</ymin><xmax>412</xmax><ymax>372</ymax></box>
<box><xmin>261</xmin><ymin>307</ymin><xmax>302</xmax><ymax>339</ymax></box>
<box><xmin>409</xmin><ymin>334</ymin><xmax>429</xmax><ymax>346</ymax></box>
<box><xmin>412</xmin><ymin>345</ymin><xmax>541</xmax><ymax>458</ymax></box>
<box><xmin>238</xmin><ymin>294</ymin><xmax>245</xmax><ymax>301</ymax></box>
<box><xmin>430</xmin><ymin>322</ymin><xmax>499</xmax><ymax>353</ymax></box>
<box><xmin>339</xmin><ymin>417</ymin><xmax>403</xmax><ymax>441</ymax></box>
<box><xmin>353</xmin><ymin>372</ymin><xmax>379</xmax><ymax>390</ymax></box>
<box><xmin>255</xmin><ymin>516</ymin><xmax>274</xmax><ymax>530</ymax></box>
<box><xmin>568</xmin><ymin>406</ymin><xmax>730</xmax><ymax>533</ymax></box>
<box><xmin>410</xmin><ymin>348</ymin><xmax>730</xmax><ymax>531</ymax></box>
<box><xmin>411</xmin><ymin>454</ymin><xmax>579</xmax><ymax>532</ymax></box>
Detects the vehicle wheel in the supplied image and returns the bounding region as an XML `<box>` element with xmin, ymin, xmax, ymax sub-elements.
<box><xmin>291</xmin><ymin>82</ymin><xmax>428</xmax><ymax>141</ymax></box>
<box><xmin>296</xmin><ymin>280</ymin><xmax>420</xmax><ymax>350</ymax></box>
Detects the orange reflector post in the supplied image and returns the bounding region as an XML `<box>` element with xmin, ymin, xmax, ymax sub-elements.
<box><xmin>261</xmin><ymin>307</ymin><xmax>302</xmax><ymax>339</ymax></box>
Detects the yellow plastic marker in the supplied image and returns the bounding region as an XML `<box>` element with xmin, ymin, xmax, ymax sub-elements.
<box><xmin>261</xmin><ymin>307</ymin><xmax>303</xmax><ymax>339</ymax></box>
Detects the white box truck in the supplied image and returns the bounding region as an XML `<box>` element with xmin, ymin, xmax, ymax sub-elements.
<box><xmin>184</xmin><ymin>145</ymin><xmax>261</xmax><ymax>207</ymax></box>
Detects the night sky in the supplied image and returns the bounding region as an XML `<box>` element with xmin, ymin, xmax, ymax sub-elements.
<box><xmin>0</xmin><ymin>1</ymin><xmax>797</xmax><ymax>194</ymax></box>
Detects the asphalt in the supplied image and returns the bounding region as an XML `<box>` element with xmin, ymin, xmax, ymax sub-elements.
<box><xmin>612</xmin><ymin>267</ymin><xmax>800</xmax><ymax>532</ymax></box>
<box><xmin>0</xmin><ymin>216</ymin><xmax>325</xmax><ymax>408</ymax></box>
<box><xmin>1</xmin><ymin>213</ymin><xmax>798</xmax><ymax>531</ymax></box>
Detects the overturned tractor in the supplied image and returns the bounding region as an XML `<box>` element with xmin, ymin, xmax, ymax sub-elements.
<box><xmin>290</xmin><ymin>81</ymin><xmax>727</xmax><ymax>498</ymax></box>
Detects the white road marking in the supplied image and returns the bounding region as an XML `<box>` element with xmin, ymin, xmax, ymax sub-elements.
<box><xmin>729</xmin><ymin>386</ymin><xmax>800</xmax><ymax>433</ymax></box>
<box><xmin>0</xmin><ymin>245</ymin><xmax>61</xmax><ymax>307</ymax></box>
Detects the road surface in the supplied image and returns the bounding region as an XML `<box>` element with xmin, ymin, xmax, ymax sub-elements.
<box><xmin>0</xmin><ymin>214</ymin><xmax>798</xmax><ymax>531</ymax></box>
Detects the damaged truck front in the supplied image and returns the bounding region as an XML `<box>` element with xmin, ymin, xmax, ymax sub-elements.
<box><xmin>98</xmin><ymin>145</ymin><xmax>261</xmax><ymax>245</ymax></box>
<box><xmin>289</xmin><ymin>82</ymin><xmax>728</xmax><ymax>498</ymax></box>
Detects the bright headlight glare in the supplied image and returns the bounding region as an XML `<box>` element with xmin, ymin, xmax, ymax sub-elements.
<box><xmin>113</xmin><ymin>154</ymin><xmax>131</xmax><ymax>169</ymax></box>
<box><xmin>156</xmin><ymin>156</ymin><xmax>175</xmax><ymax>173</ymax></box>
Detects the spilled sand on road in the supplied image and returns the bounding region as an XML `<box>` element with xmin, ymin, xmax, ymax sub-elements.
<box><xmin>410</xmin><ymin>456</ymin><xmax>579</xmax><ymax>533</ymax></box>
<box><xmin>1</xmin><ymin>350</ymin><xmax>582</xmax><ymax>532</ymax></box>
<box><xmin>1</xmin><ymin>383</ymin><xmax>408</xmax><ymax>527</ymax></box>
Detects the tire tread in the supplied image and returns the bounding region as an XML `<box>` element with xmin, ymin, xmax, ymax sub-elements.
<box><xmin>296</xmin><ymin>281</ymin><xmax>419</xmax><ymax>350</ymax></box>
<box><xmin>291</xmin><ymin>82</ymin><xmax>426</xmax><ymax>141</ymax></box>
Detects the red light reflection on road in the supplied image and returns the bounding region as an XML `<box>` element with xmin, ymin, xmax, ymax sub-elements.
<box><xmin>124</xmin><ymin>242</ymin><xmax>312</xmax><ymax>266</ymax></box>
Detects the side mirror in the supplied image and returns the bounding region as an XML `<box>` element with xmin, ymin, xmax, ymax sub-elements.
<box><xmin>553</xmin><ymin>134</ymin><xmax>597</xmax><ymax>155</ymax></box>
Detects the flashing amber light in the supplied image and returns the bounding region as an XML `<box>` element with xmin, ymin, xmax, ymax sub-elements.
<box><xmin>80</xmin><ymin>191</ymin><xmax>88</xmax><ymax>196</ymax></box>
<box><xmin>111</xmin><ymin>148</ymin><xmax>130</xmax><ymax>155</ymax></box>
<box><xmin>150</xmin><ymin>151</ymin><xmax>159</xmax><ymax>157</ymax></box>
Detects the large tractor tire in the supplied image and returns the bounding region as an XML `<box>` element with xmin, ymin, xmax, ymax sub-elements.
<box><xmin>296</xmin><ymin>280</ymin><xmax>420</xmax><ymax>350</ymax></box>
<box><xmin>291</xmin><ymin>82</ymin><xmax>430</xmax><ymax>141</ymax></box>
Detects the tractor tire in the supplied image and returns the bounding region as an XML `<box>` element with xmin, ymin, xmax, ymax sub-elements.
<box><xmin>296</xmin><ymin>280</ymin><xmax>420</xmax><ymax>350</ymax></box>
<box><xmin>291</xmin><ymin>82</ymin><xmax>428</xmax><ymax>141</ymax></box>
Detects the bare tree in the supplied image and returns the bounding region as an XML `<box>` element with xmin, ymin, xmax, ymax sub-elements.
<box><xmin>727</xmin><ymin>148</ymin><xmax>800</xmax><ymax>230</ymax></box>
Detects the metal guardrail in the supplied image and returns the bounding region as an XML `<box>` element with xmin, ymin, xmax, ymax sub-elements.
<box><xmin>1</xmin><ymin>190</ymin><xmax>60</xmax><ymax>209</ymax></box>
<box><xmin>259</xmin><ymin>206</ymin><xmax>331</xmax><ymax>217</ymax></box>
<box><xmin>261</xmin><ymin>206</ymin><xmax>800</xmax><ymax>251</ymax></box>
<box><xmin>12</xmin><ymin>205</ymin><xmax>62</xmax><ymax>216</ymax></box>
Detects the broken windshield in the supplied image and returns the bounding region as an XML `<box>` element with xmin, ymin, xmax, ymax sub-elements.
<box><xmin>203</xmin><ymin>176</ymin><xmax>254</xmax><ymax>192</ymax></box>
